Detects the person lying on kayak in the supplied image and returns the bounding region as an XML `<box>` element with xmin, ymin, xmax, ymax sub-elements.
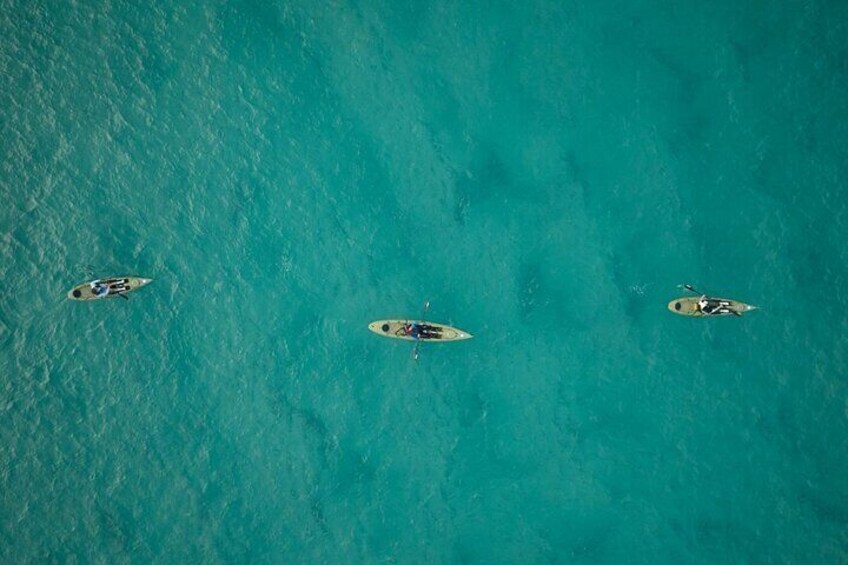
<box><xmin>405</xmin><ymin>323</ymin><xmax>424</xmax><ymax>339</ymax></box>
<box><xmin>698</xmin><ymin>295</ymin><xmax>741</xmax><ymax>317</ymax></box>
<box><xmin>404</xmin><ymin>323</ymin><xmax>440</xmax><ymax>339</ymax></box>
<box><xmin>697</xmin><ymin>295</ymin><xmax>716</xmax><ymax>315</ymax></box>
<box><xmin>108</xmin><ymin>280</ymin><xmax>128</xmax><ymax>295</ymax></box>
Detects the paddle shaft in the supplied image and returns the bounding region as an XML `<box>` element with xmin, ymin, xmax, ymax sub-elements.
<box><xmin>412</xmin><ymin>301</ymin><xmax>430</xmax><ymax>361</ymax></box>
<box><xmin>684</xmin><ymin>284</ymin><xmax>703</xmax><ymax>295</ymax></box>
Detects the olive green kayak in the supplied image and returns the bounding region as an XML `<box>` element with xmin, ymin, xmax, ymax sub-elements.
<box><xmin>67</xmin><ymin>277</ymin><xmax>153</xmax><ymax>301</ymax></box>
<box><xmin>667</xmin><ymin>296</ymin><xmax>757</xmax><ymax>317</ymax></box>
<box><xmin>368</xmin><ymin>320</ymin><xmax>473</xmax><ymax>341</ymax></box>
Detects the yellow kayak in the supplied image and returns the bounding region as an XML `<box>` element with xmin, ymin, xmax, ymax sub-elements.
<box><xmin>368</xmin><ymin>320</ymin><xmax>473</xmax><ymax>342</ymax></box>
<box><xmin>67</xmin><ymin>276</ymin><xmax>153</xmax><ymax>301</ymax></box>
<box><xmin>667</xmin><ymin>296</ymin><xmax>757</xmax><ymax>317</ymax></box>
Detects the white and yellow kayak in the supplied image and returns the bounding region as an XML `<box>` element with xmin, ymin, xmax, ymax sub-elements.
<box><xmin>667</xmin><ymin>296</ymin><xmax>757</xmax><ymax>317</ymax></box>
<box><xmin>67</xmin><ymin>277</ymin><xmax>153</xmax><ymax>301</ymax></box>
<box><xmin>368</xmin><ymin>320</ymin><xmax>473</xmax><ymax>342</ymax></box>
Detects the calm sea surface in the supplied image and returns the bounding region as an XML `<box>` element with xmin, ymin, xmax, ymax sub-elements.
<box><xmin>1</xmin><ymin>1</ymin><xmax>847</xmax><ymax>562</ymax></box>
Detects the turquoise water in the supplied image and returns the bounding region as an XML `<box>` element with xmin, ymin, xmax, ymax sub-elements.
<box><xmin>2</xmin><ymin>0</ymin><xmax>847</xmax><ymax>562</ymax></box>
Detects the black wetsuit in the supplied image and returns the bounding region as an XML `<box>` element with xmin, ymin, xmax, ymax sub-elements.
<box><xmin>411</xmin><ymin>324</ymin><xmax>441</xmax><ymax>339</ymax></box>
<box><xmin>703</xmin><ymin>299</ymin><xmax>734</xmax><ymax>316</ymax></box>
<box><xmin>702</xmin><ymin>301</ymin><xmax>720</xmax><ymax>315</ymax></box>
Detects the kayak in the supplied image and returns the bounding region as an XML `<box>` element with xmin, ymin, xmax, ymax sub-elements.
<box><xmin>368</xmin><ymin>320</ymin><xmax>473</xmax><ymax>341</ymax></box>
<box><xmin>667</xmin><ymin>296</ymin><xmax>757</xmax><ymax>317</ymax></box>
<box><xmin>67</xmin><ymin>277</ymin><xmax>153</xmax><ymax>301</ymax></box>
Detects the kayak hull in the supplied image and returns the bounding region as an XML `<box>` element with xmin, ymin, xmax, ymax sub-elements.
<box><xmin>67</xmin><ymin>277</ymin><xmax>153</xmax><ymax>301</ymax></box>
<box><xmin>667</xmin><ymin>296</ymin><xmax>757</xmax><ymax>317</ymax></box>
<box><xmin>368</xmin><ymin>320</ymin><xmax>473</xmax><ymax>341</ymax></box>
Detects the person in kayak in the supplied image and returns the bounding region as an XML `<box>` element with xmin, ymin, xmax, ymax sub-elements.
<box><xmin>91</xmin><ymin>280</ymin><xmax>109</xmax><ymax>297</ymax></box>
<box><xmin>405</xmin><ymin>323</ymin><xmax>423</xmax><ymax>339</ymax></box>
<box><xmin>698</xmin><ymin>295</ymin><xmax>742</xmax><ymax>316</ymax></box>
<box><xmin>702</xmin><ymin>297</ymin><xmax>721</xmax><ymax>315</ymax></box>
<box><xmin>698</xmin><ymin>295</ymin><xmax>721</xmax><ymax>315</ymax></box>
<box><xmin>405</xmin><ymin>323</ymin><xmax>440</xmax><ymax>339</ymax></box>
<box><xmin>108</xmin><ymin>280</ymin><xmax>128</xmax><ymax>295</ymax></box>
